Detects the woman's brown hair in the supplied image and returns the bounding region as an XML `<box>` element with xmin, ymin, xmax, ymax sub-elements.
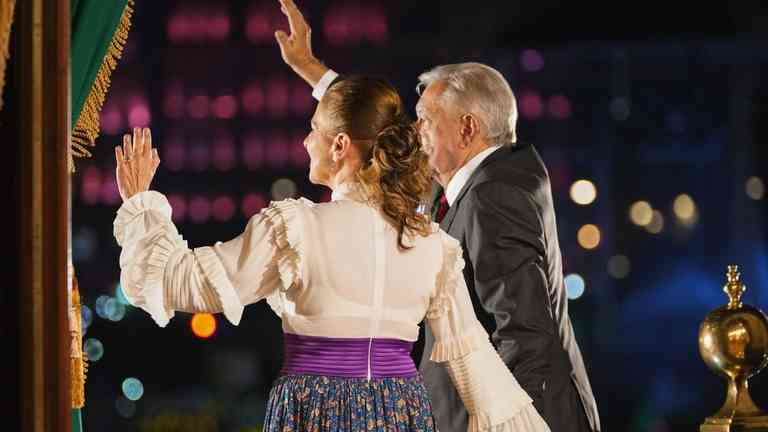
<box><xmin>323</xmin><ymin>76</ymin><xmax>432</xmax><ymax>249</ymax></box>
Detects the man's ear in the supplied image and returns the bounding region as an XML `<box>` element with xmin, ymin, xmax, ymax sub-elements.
<box><xmin>459</xmin><ymin>113</ymin><xmax>481</xmax><ymax>145</ymax></box>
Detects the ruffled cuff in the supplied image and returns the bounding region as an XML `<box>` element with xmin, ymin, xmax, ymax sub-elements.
<box><xmin>114</xmin><ymin>191</ymin><xmax>172</xmax><ymax>246</ymax></box>
<box><xmin>122</xmin><ymin>226</ymin><xmax>185</xmax><ymax>327</ymax></box>
<box><xmin>194</xmin><ymin>247</ymin><xmax>244</xmax><ymax>325</ymax></box>
<box><xmin>426</xmin><ymin>232</ymin><xmax>466</xmax><ymax>319</ymax></box>
<box><xmin>261</xmin><ymin>199</ymin><xmax>307</xmax><ymax>316</ymax></box>
<box><xmin>468</xmin><ymin>404</ymin><xmax>551</xmax><ymax>432</ymax></box>
<box><xmin>430</xmin><ymin>324</ymin><xmax>489</xmax><ymax>362</ymax></box>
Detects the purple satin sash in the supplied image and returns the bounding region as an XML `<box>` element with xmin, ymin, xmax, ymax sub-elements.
<box><xmin>280</xmin><ymin>333</ymin><xmax>418</xmax><ymax>378</ymax></box>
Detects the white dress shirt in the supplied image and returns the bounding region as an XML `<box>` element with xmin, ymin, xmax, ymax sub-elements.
<box><xmin>312</xmin><ymin>69</ymin><xmax>340</xmax><ymax>100</ymax></box>
<box><xmin>444</xmin><ymin>145</ymin><xmax>502</xmax><ymax>206</ymax></box>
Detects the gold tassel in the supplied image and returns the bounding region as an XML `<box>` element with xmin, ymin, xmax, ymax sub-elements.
<box><xmin>71</xmin><ymin>275</ymin><xmax>87</xmax><ymax>409</ymax></box>
<box><xmin>70</xmin><ymin>0</ymin><xmax>135</xmax><ymax>172</ymax></box>
<box><xmin>0</xmin><ymin>0</ymin><xmax>17</xmax><ymax>111</ymax></box>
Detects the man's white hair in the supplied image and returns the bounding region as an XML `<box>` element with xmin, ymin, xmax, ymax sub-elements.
<box><xmin>417</xmin><ymin>62</ymin><xmax>517</xmax><ymax>145</ymax></box>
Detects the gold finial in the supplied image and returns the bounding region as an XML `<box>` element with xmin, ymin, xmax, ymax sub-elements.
<box><xmin>724</xmin><ymin>265</ymin><xmax>746</xmax><ymax>309</ymax></box>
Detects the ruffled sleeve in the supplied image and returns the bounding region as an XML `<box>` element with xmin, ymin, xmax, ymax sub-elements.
<box><xmin>114</xmin><ymin>191</ymin><xmax>307</xmax><ymax>327</ymax></box>
<box><xmin>426</xmin><ymin>231</ymin><xmax>551</xmax><ymax>432</ymax></box>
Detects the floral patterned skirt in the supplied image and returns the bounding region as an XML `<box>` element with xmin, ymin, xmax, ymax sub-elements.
<box><xmin>264</xmin><ymin>374</ymin><xmax>437</xmax><ymax>432</ymax></box>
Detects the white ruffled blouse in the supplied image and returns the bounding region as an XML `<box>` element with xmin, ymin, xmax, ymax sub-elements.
<box><xmin>113</xmin><ymin>183</ymin><xmax>550</xmax><ymax>432</ymax></box>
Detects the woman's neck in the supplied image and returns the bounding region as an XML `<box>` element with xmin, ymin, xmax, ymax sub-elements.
<box><xmin>328</xmin><ymin>162</ymin><xmax>360</xmax><ymax>191</ymax></box>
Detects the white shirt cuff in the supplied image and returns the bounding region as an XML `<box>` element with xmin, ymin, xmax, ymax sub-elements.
<box><xmin>312</xmin><ymin>70</ymin><xmax>340</xmax><ymax>101</ymax></box>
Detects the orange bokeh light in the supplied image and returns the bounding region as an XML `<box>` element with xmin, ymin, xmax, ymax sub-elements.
<box><xmin>191</xmin><ymin>313</ymin><xmax>217</xmax><ymax>339</ymax></box>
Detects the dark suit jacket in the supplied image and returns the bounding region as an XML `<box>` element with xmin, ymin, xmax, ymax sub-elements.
<box><xmin>421</xmin><ymin>143</ymin><xmax>601</xmax><ymax>432</ymax></box>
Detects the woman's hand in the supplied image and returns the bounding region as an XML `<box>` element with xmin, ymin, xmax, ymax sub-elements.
<box><xmin>275</xmin><ymin>0</ymin><xmax>329</xmax><ymax>86</ymax></box>
<box><xmin>115</xmin><ymin>127</ymin><xmax>160</xmax><ymax>202</ymax></box>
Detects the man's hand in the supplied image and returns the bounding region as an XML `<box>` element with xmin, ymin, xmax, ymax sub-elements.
<box><xmin>275</xmin><ymin>0</ymin><xmax>329</xmax><ymax>86</ymax></box>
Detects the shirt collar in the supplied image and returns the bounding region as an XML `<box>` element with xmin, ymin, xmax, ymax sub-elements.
<box><xmin>445</xmin><ymin>145</ymin><xmax>502</xmax><ymax>206</ymax></box>
<box><xmin>331</xmin><ymin>182</ymin><xmax>366</xmax><ymax>202</ymax></box>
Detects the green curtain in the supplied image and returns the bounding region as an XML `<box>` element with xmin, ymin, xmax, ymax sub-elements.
<box><xmin>70</xmin><ymin>0</ymin><xmax>132</xmax><ymax>169</ymax></box>
<box><xmin>70</xmin><ymin>1</ymin><xmax>133</xmax><ymax>429</ymax></box>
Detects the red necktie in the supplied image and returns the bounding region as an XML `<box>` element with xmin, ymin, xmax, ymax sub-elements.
<box><xmin>435</xmin><ymin>193</ymin><xmax>449</xmax><ymax>223</ymax></box>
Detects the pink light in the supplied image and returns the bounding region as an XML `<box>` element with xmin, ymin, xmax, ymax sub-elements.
<box><xmin>189</xmin><ymin>11</ymin><xmax>208</xmax><ymax>42</ymax></box>
<box><xmin>188</xmin><ymin>95</ymin><xmax>210</xmax><ymax>119</ymax></box>
<box><xmin>246</xmin><ymin>13</ymin><xmax>271</xmax><ymax>43</ymax></box>
<box><xmin>266</xmin><ymin>79</ymin><xmax>290</xmax><ymax>117</ymax></box>
<box><xmin>212</xmin><ymin>196</ymin><xmax>236</xmax><ymax>221</ymax></box>
<box><xmin>519</xmin><ymin>91</ymin><xmax>543</xmax><ymax>120</ymax></box>
<box><xmin>80</xmin><ymin>166</ymin><xmax>102</xmax><ymax>205</ymax></box>
<box><xmin>291</xmin><ymin>133</ymin><xmax>310</xmax><ymax>168</ymax></box>
<box><xmin>547</xmin><ymin>94</ymin><xmax>572</xmax><ymax>120</ymax></box>
<box><xmin>167</xmin><ymin>13</ymin><xmax>190</xmax><ymax>43</ymax></box>
<box><xmin>100</xmin><ymin>171</ymin><xmax>121</xmax><ymax>205</ymax></box>
<box><xmin>189</xmin><ymin>196</ymin><xmax>211</xmax><ymax>223</ymax></box>
<box><xmin>242</xmin><ymin>134</ymin><xmax>264</xmax><ymax>170</ymax></box>
<box><xmin>241</xmin><ymin>193</ymin><xmax>266</xmax><ymax>218</ymax></box>
<box><xmin>167</xmin><ymin>194</ymin><xmax>187</xmax><ymax>222</ymax></box>
<box><xmin>345</xmin><ymin>6</ymin><xmax>364</xmax><ymax>44</ymax></box>
<box><xmin>163</xmin><ymin>136</ymin><xmax>186</xmax><ymax>172</ymax></box>
<box><xmin>128</xmin><ymin>103</ymin><xmax>151</xmax><ymax>127</ymax></box>
<box><xmin>364</xmin><ymin>5</ymin><xmax>388</xmax><ymax>44</ymax></box>
<box><xmin>212</xmin><ymin>95</ymin><xmax>238</xmax><ymax>119</ymax></box>
<box><xmin>100</xmin><ymin>103</ymin><xmax>123</xmax><ymax>135</ymax></box>
<box><xmin>164</xmin><ymin>84</ymin><xmax>185</xmax><ymax>119</ymax></box>
<box><xmin>189</xmin><ymin>141</ymin><xmax>210</xmax><ymax>172</ymax></box>
<box><xmin>266</xmin><ymin>133</ymin><xmax>289</xmax><ymax>167</ymax></box>
<box><xmin>241</xmin><ymin>84</ymin><xmax>264</xmax><ymax>116</ymax></box>
<box><xmin>323</xmin><ymin>9</ymin><xmax>352</xmax><ymax>46</ymax></box>
<box><xmin>521</xmin><ymin>49</ymin><xmax>544</xmax><ymax>72</ymax></box>
<box><xmin>212</xmin><ymin>135</ymin><xmax>236</xmax><ymax>171</ymax></box>
<box><xmin>208</xmin><ymin>12</ymin><xmax>231</xmax><ymax>41</ymax></box>
<box><xmin>291</xmin><ymin>84</ymin><xmax>314</xmax><ymax>115</ymax></box>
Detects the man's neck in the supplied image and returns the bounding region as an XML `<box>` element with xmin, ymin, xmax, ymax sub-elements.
<box><xmin>439</xmin><ymin>141</ymin><xmax>494</xmax><ymax>188</ymax></box>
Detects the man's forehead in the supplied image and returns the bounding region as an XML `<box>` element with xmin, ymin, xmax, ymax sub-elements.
<box><xmin>417</xmin><ymin>81</ymin><xmax>448</xmax><ymax>112</ymax></box>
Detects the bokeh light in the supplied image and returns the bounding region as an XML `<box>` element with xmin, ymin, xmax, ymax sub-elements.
<box><xmin>212</xmin><ymin>196</ymin><xmax>236</xmax><ymax>221</ymax></box>
<box><xmin>95</xmin><ymin>295</ymin><xmax>111</xmax><ymax>319</ymax></box>
<box><xmin>519</xmin><ymin>90</ymin><xmax>544</xmax><ymax>120</ymax></box>
<box><xmin>242</xmin><ymin>193</ymin><xmax>267</xmax><ymax>218</ymax></box>
<box><xmin>189</xmin><ymin>196</ymin><xmax>211</xmax><ymax>223</ymax></box>
<box><xmin>570</xmin><ymin>180</ymin><xmax>597</xmax><ymax>205</ymax></box>
<box><xmin>81</xmin><ymin>304</ymin><xmax>93</xmax><ymax>333</ymax></box>
<box><xmin>645</xmin><ymin>210</ymin><xmax>665</xmax><ymax>234</ymax></box>
<box><xmin>271</xmin><ymin>178</ymin><xmax>298</xmax><ymax>201</ymax></box>
<box><xmin>191</xmin><ymin>313</ymin><xmax>217</xmax><ymax>339</ymax></box>
<box><xmin>84</xmin><ymin>338</ymin><xmax>104</xmax><ymax>362</ymax></box>
<box><xmin>105</xmin><ymin>297</ymin><xmax>127</xmax><ymax>322</ymax></box>
<box><xmin>115</xmin><ymin>282</ymin><xmax>131</xmax><ymax>306</ymax></box>
<box><xmin>80</xmin><ymin>166</ymin><xmax>102</xmax><ymax>205</ymax></box>
<box><xmin>746</xmin><ymin>176</ymin><xmax>765</xmax><ymax>200</ymax></box>
<box><xmin>565</xmin><ymin>274</ymin><xmax>586</xmax><ymax>300</ymax></box>
<box><xmin>577</xmin><ymin>224</ymin><xmax>601</xmax><ymax>250</ymax></box>
<box><xmin>521</xmin><ymin>49</ymin><xmax>545</xmax><ymax>72</ymax></box>
<box><xmin>629</xmin><ymin>201</ymin><xmax>653</xmax><ymax>226</ymax></box>
<box><xmin>548</xmin><ymin>94</ymin><xmax>572</xmax><ymax>119</ymax></box>
<box><xmin>607</xmin><ymin>255</ymin><xmax>631</xmax><ymax>279</ymax></box>
<box><xmin>122</xmin><ymin>377</ymin><xmax>145</xmax><ymax>401</ymax></box>
<box><xmin>673</xmin><ymin>194</ymin><xmax>696</xmax><ymax>220</ymax></box>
